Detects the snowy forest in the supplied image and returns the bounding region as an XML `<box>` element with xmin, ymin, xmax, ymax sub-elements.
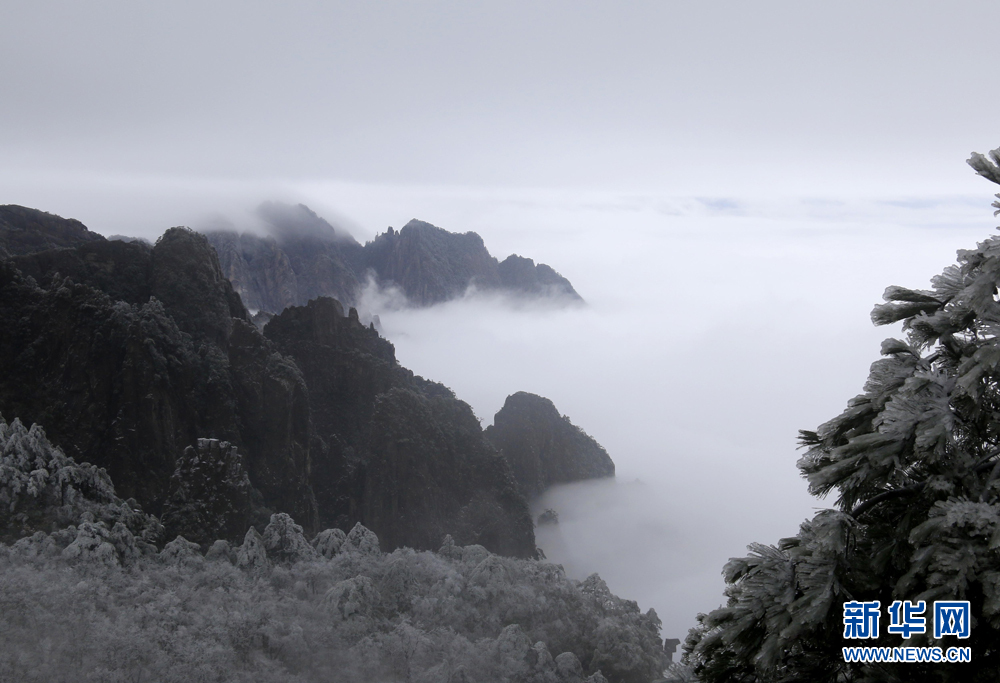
<box><xmin>0</xmin><ymin>418</ymin><xmax>663</xmax><ymax>683</ymax></box>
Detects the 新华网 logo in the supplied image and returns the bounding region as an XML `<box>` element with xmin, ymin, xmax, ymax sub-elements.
<box><xmin>842</xmin><ymin>600</ymin><xmax>970</xmax><ymax>640</ymax></box>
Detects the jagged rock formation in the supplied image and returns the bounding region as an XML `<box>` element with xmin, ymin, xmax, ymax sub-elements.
<box><xmin>485</xmin><ymin>392</ymin><xmax>616</xmax><ymax>499</ymax></box>
<box><xmin>364</xmin><ymin>219</ymin><xmax>503</xmax><ymax>304</ymax></box>
<box><xmin>203</xmin><ymin>203</ymin><xmax>582</xmax><ymax>313</ymax></box>
<box><xmin>207</xmin><ymin>202</ymin><xmax>363</xmax><ymax>313</ymax></box>
<box><xmin>498</xmin><ymin>253</ymin><xmax>579</xmax><ymax>299</ymax></box>
<box><xmin>365</xmin><ymin>219</ymin><xmax>582</xmax><ymax>304</ymax></box>
<box><xmin>209</xmin><ymin>203</ymin><xmax>365</xmax><ymax>314</ymax></box>
<box><xmin>0</xmin><ymin>205</ymin><xmax>535</xmax><ymax>557</ymax></box>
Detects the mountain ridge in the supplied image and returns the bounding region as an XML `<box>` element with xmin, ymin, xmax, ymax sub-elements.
<box><xmin>0</xmin><ymin>204</ymin><xmax>605</xmax><ymax>560</ymax></box>
<box><xmin>204</xmin><ymin>203</ymin><xmax>582</xmax><ymax>313</ymax></box>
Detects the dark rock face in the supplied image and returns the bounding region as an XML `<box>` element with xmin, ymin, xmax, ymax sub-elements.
<box><xmin>364</xmin><ymin>219</ymin><xmax>502</xmax><ymax>305</ymax></box>
<box><xmin>0</xmin><ymin>262</ymin><xmax>209</xmax><ymax>510</ymax></box>
<box><xmin>263</xmin><ymin>298</ymin><xmax>402</xmax><ymax>532</ymax></box>
<box><xmin>498</xmin><ymin>254</ymin><xmax>582</xmax><ymax>301</ymax></box>
<box><xmin>207</xmin><ymin>202</ymin><xmax>364</xmax><ymax>314</ymax></box>
<box><xmin>226</xmin><ymin>319</ymin><xmax>316</xmax><ymax>528</ymax></box>
<box><xmin>209</xmin><ymin>229</ymin><xmax>364</xmax><ymax>315</ymax></box>
<box><xmin>485</xmin><ymin>392</ymin><xmax>616</xmax><ymax>499</ymax></box>
<box><xmin>149</xmin><ymin>227</ymin><xmax>250</xmax><ymax>347</ymax></box>
<box><xmin>210</xmin><ymin>231</ymin><xmax>301</xmax><ymax>313</ymax></box>
<box><xmin>204</xmin><ymin>204</ymin><xmax>582</xmax><ymax>313</ymax></box>
<box><xmin>264</xmin><ymin>298</ymin><xmax>536</xmax><ymax>558</ymax></box>
<box><xmin>363</xmin><ymin>387</ymin><xmax>535</xmax><ymax>557</ymax></box>
<box><xmin>0</xmin><ymin>217</ymin><xmax>317</xmax><ymax>535</ymax></box>
<box><xmin>0</xmin><ymin>204</ymin><xmax>105</xmax><ymax>257</ymax></box>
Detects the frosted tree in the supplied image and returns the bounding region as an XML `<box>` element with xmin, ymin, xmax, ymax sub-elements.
<box><xmin>160</xmin><ymin>438</ymin><xmax>254</xmax><ymax>546</ymax></box>
<box><xmin>0</xmin><ymin>414</ymin><xmax>161</xmax><ymax>543</ymax></box>
<box><xmin>683</xmin><ymin>150</ymin><xmax>1000</xmax><ymax>682</ymax></box>
<box><xmin>262</xmin><ymin>512</ymin><xmax>318</xmax><ymax>563</ymax></box>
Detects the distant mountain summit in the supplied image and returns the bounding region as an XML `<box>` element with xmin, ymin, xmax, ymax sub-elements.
<box><xmin>256</xmin><ymin>200</ymin><xmax>358</xmax><ymax>245</ymax></box>
<box><xmin>204</xmin><ymin>203</ymin><xmax>582</xmax><ymax>313</ymax></box>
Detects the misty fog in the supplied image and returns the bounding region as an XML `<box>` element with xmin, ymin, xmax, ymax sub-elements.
<box><xmin>337</xmin><ymin>189</ymin><xmax>993</xmax><ymax>638</ymax></box>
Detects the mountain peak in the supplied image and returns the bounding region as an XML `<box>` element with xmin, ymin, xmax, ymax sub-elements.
<box><xmin>256</xmin><ymin>201</ymin><xmax>357</xmax><ymax>245</ymax></box>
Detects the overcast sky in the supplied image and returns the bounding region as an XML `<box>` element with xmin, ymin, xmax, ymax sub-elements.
<box><xmin>3</xmin><ymin>1</ymin><xmax>1000</xmax><ymax>201</ymax></box>
<box><xmin>5</xmin><ymin>1</ymin><xmax>1000</xmax><ymax>641</ymax></box>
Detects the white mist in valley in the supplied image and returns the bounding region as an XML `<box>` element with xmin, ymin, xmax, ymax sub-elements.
<box><xmin>348</xmin><ymin>189</ymin><xmax>993</xmax><ymax>639</ymax></box>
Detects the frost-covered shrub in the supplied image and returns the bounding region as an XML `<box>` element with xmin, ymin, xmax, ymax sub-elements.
<box><xmin>160</xmin><ymin>535</ymin><xmax>204</xmax><ymax>567</ymax></box>
<box><xmin>326</xmin><ymin>575</ymin><xmax>381</xmax><ymax>620</ymax></box>
<box><xmin>263</xmin><ymin>512</ymin><xmax>318</xmax><ymax>563</ymax></box>
<box><xmin>235</xmin><ymin>526</ymin><xmax>269</xmax><ymax>574</ymax></box>
<box><xmin>312</xmin><ymin>527</ymin><xmax>347</xmax><ymax>558</ymax></box>
<box><xmin>205</xmin><ymin>538</ymin><xmax>235</xmax><ymax>563</ymax></box>
<box><xmin>344</xmin><ymin>521</ymin><xmax>381</xmax><ymax>555</ymax></box>
<box><xmin>0</xmin><ymin>414</ymin><xmax>161</xmax><ymax>543</ymax></box>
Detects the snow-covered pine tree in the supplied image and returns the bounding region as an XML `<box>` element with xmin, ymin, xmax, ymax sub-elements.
<box><xmin>682</xmin><ymin>150</ymin><xmax>1000</xmax><ymax>682</ymax></box>
<box><xmin>0</xmin><ymin>414</ymin><xmax>161</xmax><ymax>544</ymax></box>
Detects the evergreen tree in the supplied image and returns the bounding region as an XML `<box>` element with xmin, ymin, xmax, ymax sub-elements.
<box><xmin>683</xmin><ymin>149</ymin><xmax>1000</xmax><ymax>682</ymax></box>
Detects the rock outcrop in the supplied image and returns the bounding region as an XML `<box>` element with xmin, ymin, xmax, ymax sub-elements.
<box><xmin>263</xmin><ymin>297</ymin><xmax>536</xmax><ymax>558</ymax></box>
<box><xmin>485</xmin><ymin>392</ymin><xmax>616</xmax><ymax>499</ymax></box>
<box><xmin>498</xmin><ymin>254</ymin><xmax>581</xmax><ymax>300</ymax></box>
<box><xmin>364</xmin><ymin>219</ymin><xmax>503</xmax><ymax>305</ymax></box>
<box><xmin>204</xmin><ymin>203</ymin><xmax>582</xmax><ymax>313</ymax></box>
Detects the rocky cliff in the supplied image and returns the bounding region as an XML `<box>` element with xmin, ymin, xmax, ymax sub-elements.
<box><xmin>204</xmin><ymin>204</ymin><xmax>582</xmax><ymax>313</ymax></box>
<box><xmin>262</xmin><ymin>297</ymin><xmax>535</xmax><ymax>557</ymax></box>
<box><xmin>485</xmin><ymin>392</ymin><xmax>616</xmax><ymax>499</ymax></box>
<box><xmin>0</xmin><ymin>204</ymin><xmax>535</xmax><ymax>557</ymax></box>
<box><xmin>498</xmin><ymin>254</ymin><xmax>580</xmax><ymax>299</ymax></box>
<box><xmin>208</xmin><ymin>202</ymin><xmax>365</xmax><ymax>314</ymax></box>
<box><xmin>0</xmin><ymin>221</ymin><xmax>318</xmax><ymax>531</ymax></box>
<box><xmin>364</xmin><ymin>219</ymin><xmax>503</xmax><ymax>305</ymax></box>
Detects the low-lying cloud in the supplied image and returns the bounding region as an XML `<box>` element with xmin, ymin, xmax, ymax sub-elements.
<box><xmin>349</xmin><ymin>189</ymin><xmax>995</xmax><ymax>639</ymax></box>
